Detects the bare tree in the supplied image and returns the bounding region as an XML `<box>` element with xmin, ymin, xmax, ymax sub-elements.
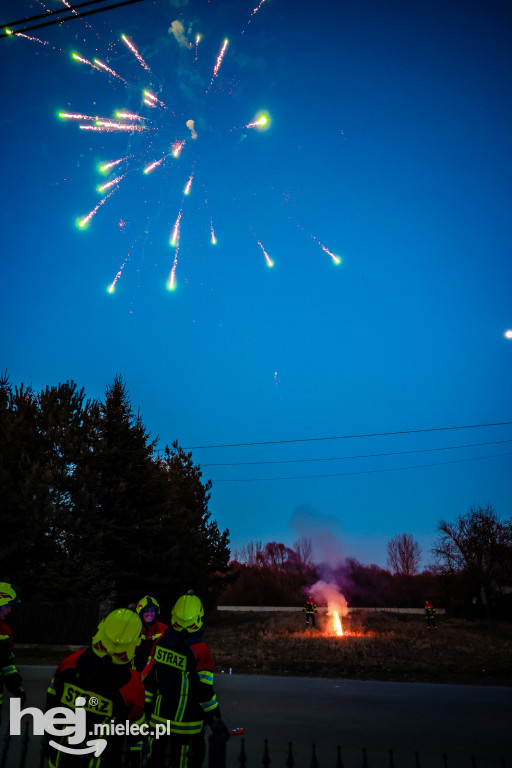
<box><xmin>433</xmin><ymin>504</ymin><xmax>511</xmax><ymax>610</ymax></box>
<box><xmin>292</xmin><ymin>537</ymin><xmax>314</xmax><ymax>568</ymax></box>
<box><xmin>233</xmin><ymin>540</ymin><xmax>264</xmax><ymax>566</ymax></box>
<box><xmin>386</xmin><ymin>533</ymin><xmax>422</xmax><ymax>576</ymax></box>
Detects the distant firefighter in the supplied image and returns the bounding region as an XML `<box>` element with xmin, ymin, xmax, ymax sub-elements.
<box><xmin>133</xmin><ymin>595</ymin><xmax>168</xmax><ymax>673</ymax></box>
<box><xmin>424</xmin><ymin>600</ymin><xmax>437</xmax><ymax>629</ymax></box>
<box><xmin>303</xmin><ymin>596</ymin><xmax>317</xmax><ymax>629</ymax></box>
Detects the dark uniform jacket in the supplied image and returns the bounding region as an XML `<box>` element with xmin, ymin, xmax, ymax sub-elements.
<box><xmin>133</xmin><ymin>620</ymin><xmax>168</xmax><ymax>673</ymax></box>
<box><xmin>46</xmin><ymin>647</ymin><xmax>145</xmax><ymax>768</ymax></box>
<box><xmin>0</xmin><ymin>620</ymin><xmax>24</xmax><ymax>710</ymax></box>
<box><xmin>142</xmin><ymin>628</ymin><xmax>220</xmax><ymax>737</ymax></box>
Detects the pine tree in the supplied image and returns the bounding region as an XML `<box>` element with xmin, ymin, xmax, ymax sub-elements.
<box><xmin>155</xmin><ymin>442</ymin><xmax>231</xmax><ymax>608</ymax></box>
<box><xmin>89</xmin><ymin>375</ymin><xmax>164</xmax><ymax>604</ymax></box>
<box><xmin>1</xmin><ymin>373</ymin><xmax>231</xmax><ymax>609</ymax></box>
<box><xmin>34</xmin><ymin>381</ymin><xmax>103</xmax><ymax>601</ymax></box>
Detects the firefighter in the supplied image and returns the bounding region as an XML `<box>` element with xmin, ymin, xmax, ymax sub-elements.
<box><xmin>142</xmin><ymin>591</ymin><xmax>229</xmax><ymax>768</ymax></box>
<box><xmin>0</xmin><ymin>582</ymin><xmax>26</xmax><ymax>724</ymax></box>
<box><xmin>424</xmin><ymin>600</ymin><xmax>437</xmax><ymax>629</ymax></box>
<box><xmin>46</xmin><ymin>608</ymin><xmax>145</xmax><ymax>768</ymax></box>
<box><xmin>303</xmin><ymin>595</ymin><xmax>317</xmax><ymax>629</ymax></box>
<box><xmin>133</xmin><ymin>595</ymin><xmax>168</xmax><ymax>673</ymax></box>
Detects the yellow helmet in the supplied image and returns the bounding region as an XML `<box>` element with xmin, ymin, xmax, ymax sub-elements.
<box><xmin>136</xmin><ymin>595</ymin><xmax>160</xmax><ymax>617</ymax></box>
<box><xmin>92</xmin><ymin>609</ymin><xmax>142</xmax><ymax>665</ymax></box>
<box><xmin>0</xmin><ymin>583</ymin><xmax>19</xmax><ymax>607</ymax></box>
<box><xmin>171</xmin><ymin>593</ymin><xmax>204</xmax><ymax>633</ymax></box>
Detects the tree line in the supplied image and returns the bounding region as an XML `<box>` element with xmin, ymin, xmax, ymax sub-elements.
<box><xmin>222</xmin><ymin>507</ymin><xmax>512</xmax><ymax>618</ymax></box>
<box><xmin>2</xmin><ymin>371</ymin><xmax>511</xmax><ymax>618</ymax></box>
<box><xmin>0</xmin><ymin>373</ymin><xmax>230</xmax><ymax>609</ymax></box>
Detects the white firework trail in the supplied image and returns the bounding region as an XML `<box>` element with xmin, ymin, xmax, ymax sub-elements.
<box><xmin>95</xmin><ymin>120</ymin><xmax>147</xmax><ymax>132</ymax></box>
<box><xmin>209</xmin><ymin>39</ymin><xmax>228</xmax><ymax>89</ymax></box>
<box><xmin>116</xmin><ymin>112</ymin><xmax>148</xmax><ymax>122</ymax></box>
<box><xmin>5</xmin><ymin>29</ymin><xmax>49</xmax><ymax>45</ymax></box>
<box><xmin>172</xmin><ymin>141</ymin><xmax>185</xmax><ymax>158</ymax></box>
<box><xmin>143</xmin><ymin>157</ymin><xmax>166</xmax><ymax>174</ymax></box>
<box><xmin>184</xmin><ymin>174</ymin><xmax>194</xmax><ymax>195</ymax></box>
<box><xmin>168</xmin><ymin>244</ymin><xmax>180</xmax><ymax>291</ymax></box>
<box><xmin>78</xmin><ymin>190</ymin><xmax>115</xmax><ymax>228</ymax></box>
<box><xmin>72</xmin><ymin>52</ymin><xmax>100</xmax><ymax>70</ymax></box>
<box><xmin>121</xmin><ymin>34</ymin><xmax>151</xmax><ymax>73</ymax></box>
<box><xmin>255</xmin><ymin>236</ymin><xmax>274</xmax><ymax>267</ymax></box>
<box><xmin>170</xmin><ymin>210</ymin><xmax>182</xmax><ymax>247</ymax></box>
<box><xmin>94</xmin><ymin>59</ymin><xmax>129</xmax><ymax>85</ymax></box>
<box><xmin>99</xmin><ymin>157</ymin><xmax>131</xmax><ymax>173</ymax></box>
<box><xmin>59</xmin><ymin>112</ymin><xmax>98</xmax><ymax>121</ymax></box>
<box><xmin>242</xmin><ymin>0</ymin><xmax>268</xmax><ymax>33</ymax></box>
<box><xmin>97</xmin><ymin>173</ymin><xmax>126</xmax><ymax>193</ymax></box>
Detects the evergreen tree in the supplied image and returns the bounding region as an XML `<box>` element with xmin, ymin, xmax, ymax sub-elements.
<box><xmin>34</xmin><ymin>381</ymin><xmax>103</xmax><ymax>601</ymax></box>
<box><xmin>0</xmin><ymin>374</ymin><xmax>49</xmax><ymax>594</ymax></box>
<box><xmin>155</xmin><ymin>442</ymin><xmax>231</xmax><ymax>609</ymax></box>
<box><xmin>89</xmin><ymin>375</ymin><xmax>164</xmax><ymax>603</ymax></box>
<box><xmin>1</xmin><ymin>373</ymin><xmax>231</xmax><ymax>608</ymax></box>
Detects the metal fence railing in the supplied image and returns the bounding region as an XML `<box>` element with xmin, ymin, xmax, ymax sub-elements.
<box><xmin>0</xmin><ymin>727</ymin><xmax>507</xmax><ymax>768</ymax></box>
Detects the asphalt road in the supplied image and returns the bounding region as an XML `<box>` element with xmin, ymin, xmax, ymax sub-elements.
<box><xmin>3</xmin><ymin>666</ymin><xmax>511</xmax><ymax>768</ymax></box>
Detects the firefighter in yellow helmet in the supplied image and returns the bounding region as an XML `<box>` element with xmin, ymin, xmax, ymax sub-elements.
<box><xmin>142</xmin><ymin>591</ymin><xmax>228</xmax><ymax>767</ymax></box>
<box><xmin>46</xmin><ymin>608</ymin><xmax>145</xmax><ymax>767</ymax></box>
<box><xmin>0</xmin><ymin>582</ymin><xmax>25</xmax><ymax>724</ymax></box>
<box><xmin>133</xmin><ymin>595</ymin><xmax>168</xmax><ymax>673</ymax></box>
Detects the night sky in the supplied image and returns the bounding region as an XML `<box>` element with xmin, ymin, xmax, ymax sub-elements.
<box><xmin>2</xmin><ymin>0</ymin><xmax>511</xmax><ymax>568</ymax></box>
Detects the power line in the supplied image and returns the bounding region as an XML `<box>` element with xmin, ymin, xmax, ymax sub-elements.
<box><xmin>3</xmin><ymin>0</ymin><xmax>127</xmax><ymax>28</ymax></box>
<box><xmin>0</xmin><ymin>0</ymin><xmax>145</xmax><ymax>39</ymax></box>
<box><xmin>211</xmin><ymin>450</ymin><xmax>512</xmax><ymax>482</ymax></box>
<box><xmin>184</xmin><ymin>420</ymin><xmax>512</xmax><ymax>450</ymax></box>
<box><xmin>200</xmin><ymin>438</ymin><xmax>512</xmax><ymax>467</ymax></box>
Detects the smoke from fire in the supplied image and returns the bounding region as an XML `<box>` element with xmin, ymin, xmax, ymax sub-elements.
<box><xmin>308</xmin><ymin>579</ymin><xmax>348</xmax><ymax>617</ymax></box>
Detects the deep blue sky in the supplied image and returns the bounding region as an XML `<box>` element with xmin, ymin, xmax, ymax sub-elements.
<box><xmin>2</xmin><ymin>0</ymin><xmax>511</xmax><ymax>568</ymax></box>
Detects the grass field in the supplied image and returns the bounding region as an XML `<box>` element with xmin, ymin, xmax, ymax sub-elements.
<box><xmin>206</xmin><ymin>610</ymin><xmax>512</xmax><ymax>685</ymax></box>
<box><xmin>16</xmin><ymin>610</ymin><xmax>512</xmax><ymax>686</ymax></box>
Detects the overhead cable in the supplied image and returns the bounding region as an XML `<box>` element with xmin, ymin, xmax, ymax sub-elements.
<box><xmin>200</xmin><ymin>438</ymin><xmax>512</xmax><ymax>467</ymax></box>
<box><xmin>1</xmin><ymin>0</ymin><xmax>144</xmax><ymax>39</ymax></box>
<box><xmin>184</xmin><ymin>420</ymin><xmax>512</xmax><ymax>451</ymax></box>
<box><xmin>211</xmin><ymin>450</ymin><xmax>512</xmax><ymax>482</ymax></box>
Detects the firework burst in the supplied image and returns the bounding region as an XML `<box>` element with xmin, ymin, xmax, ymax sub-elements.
<box><xmin>12</xmin><ymin>0</ymin><xmax>341</xmax><ymax>295</ymax></box>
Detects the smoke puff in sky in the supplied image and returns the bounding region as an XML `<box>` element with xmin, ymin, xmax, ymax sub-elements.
<box><xmin>169</xmin><ymin>20</ymin><xmax>191</xmax><ymax>48</ymax></box>
<box><xmin>186</xmin><ymin>119</ymin><xmax>198</xmax><ymax>139</ymax></box>
<box><xmin>289</xmin><ymin>505</ymin><xmax>345</xmax><ymax>568</ymax></box>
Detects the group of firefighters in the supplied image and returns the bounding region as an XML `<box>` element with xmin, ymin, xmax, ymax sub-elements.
<box><xmin>0</xmin><ymin>582</ymin><xmax>228</xmax><ymax>767</ymax></box>
<box><xmin>1</xmin><ymin>581</ymin><xmax>440</xmax><ymax>767</ymax></box>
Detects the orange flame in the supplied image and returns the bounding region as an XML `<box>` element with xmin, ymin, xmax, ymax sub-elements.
<box><xmin>333</xmin><ymin>610</ymin><xmax>343</xmax><ymax>636</ymax></box>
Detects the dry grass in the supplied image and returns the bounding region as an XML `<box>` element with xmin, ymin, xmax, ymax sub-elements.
<box><xmin>15</xmin><ymin>611</ymin><xmax>512</xmax><ymax>685</ymax></box>
<box><xmin>206</xmin><ymin>610</ymin><xmax>512</xmax><ymax>685</ymax></box>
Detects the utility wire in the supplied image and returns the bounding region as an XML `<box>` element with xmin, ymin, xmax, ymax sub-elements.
<box><xmin>3</xmin><ymin>0</ymin><xmax>129</xmax><ymax>28</ymax></box>
<box><xmin>184</xmin><ymin>420</ymin><xmax>512</xmax><ymax>450</ymax></box>
<box><xmin>200</xmin><ymin>438</ymin><xmax>512</xmax><ymax>467</ymax></box>
<box><xmin>0</xmin><ymin>0</ymin><xmax>144</xmax><ymax>39</ymax></box>
<box><xmin>212</xmin><ymin>450</ymin><xmax>512</xmax><ymax>482</ymax></box>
